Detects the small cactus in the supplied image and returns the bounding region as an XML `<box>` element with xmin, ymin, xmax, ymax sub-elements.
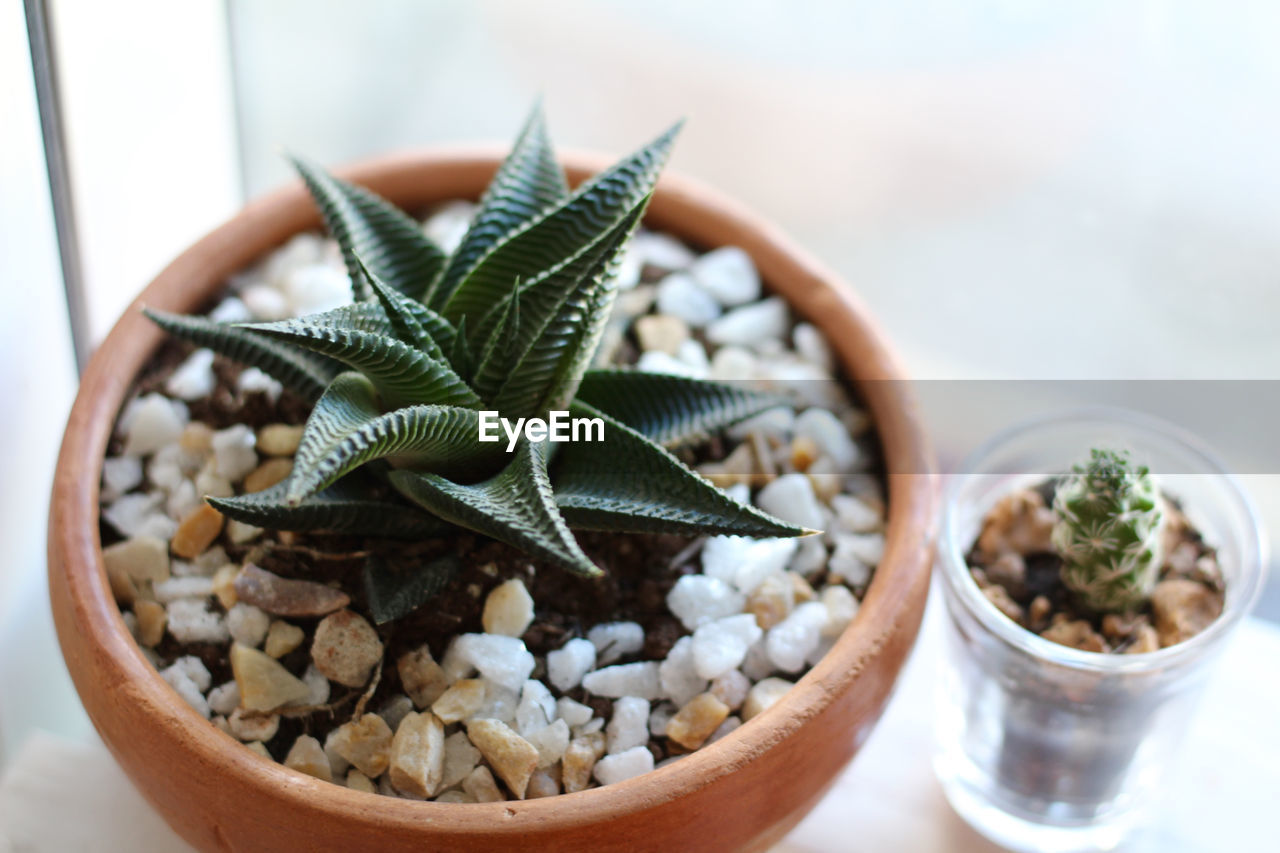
<box><xmin>1051</xmin><ymin>449</ymin><xmax>1165</xmax><ymax>612</ymax></box>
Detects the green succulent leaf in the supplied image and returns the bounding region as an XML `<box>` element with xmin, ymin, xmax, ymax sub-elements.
<box><xmin>430</xmin><ymin>102</ymin><xmax>569</xmax><ymax>310</ymax></box>
<box><xmin>357</xmin><ymin>254</ymin><xmax>454</xmax><ymax>361</ymax></box>
<box><xmin>207</xmin><ymin>478</ymin><xmax>448</xmax><ymax>539</ymax></box>
<box><xmin>143</xmin><ymin>308</ymin><xmax>337</xmax><ymax>402</ymax></box>
<box><xmin>482</xmin><ymin>199</ymin><xmax>648</xmax><ymax>417</ymax></box>
<box><xmin>448</xmin><ymin>315</ymin><xmax>474</xmax><ymax>383</ymax></box>
<box><xmin>363</xmin><ymin>552</ymin><xmax>464</xmax><ymax>624</ymax></box>
<box><xmin>389</xmin><ymin>439</ymin><xmax>600</xmax><ymax>577</ymax></box>
<box><xmin>575</xmin><ymin>369</ymin><xmax>789</xmax><ymax>448</ymax></box>
<box><xmin>238</xmin><ymin>317</ymin><xmax>480</xmax><ymax>410</ymax></box>
<box><xmin>553</xmin><ymin>402</ymin><xmax>810</xmax><ymax>538</ymax></box>
<box><xmin>289</xmin><ymin>372</ymin><xmax>498</xmax><ymax>503</ymax></box>
<box><xmin>289</xmin><ymin>154</ymin><xmax>446</xmax><ymax>302</ymax></box>
<box><xmin>441</xmin><ymin>122</ymin><xmax>680</xmax><ymax>327</ymax></box>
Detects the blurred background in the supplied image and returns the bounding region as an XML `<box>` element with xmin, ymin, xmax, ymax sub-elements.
<box><xmin>3</xmin><ymin>0</ymin><xmax>1278</xmax><ymax>815</ymax></box>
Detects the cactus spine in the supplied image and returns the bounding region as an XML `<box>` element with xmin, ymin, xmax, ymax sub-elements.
<box><xmin>1051</xmin><ymin>449</ymin><xmax>1165</xmax><ymax>612</ymax></box>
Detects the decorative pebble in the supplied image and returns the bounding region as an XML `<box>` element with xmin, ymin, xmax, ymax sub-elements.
<box><xmin>556</xmin><ymin>697</ymin><xmax>594</xmax><ymax>728</ymax></box>
<box><xmin>233</xmin><ymin>564</ymin><xmax>351</xmax><ymax>617</ymax></box>
<box><xmin>103</xmin><ymin>536</ymin><xmax>170</xmax><ymax>585</ymax></box>
<box><xmin>606</xmin><ymin>696</ymin><xmax>650</xmax><ymax>755</ymax></box>
<box><xmin>328</xmin><ymin>713</ymin><xmax>394</xmax><ymax>777</ymax></box>
<box><xmin>466</xmin><ymin>718</ymin><xmax>540</xmax><ymax>800</ymax></box>
<box><xmin>243</xmin><ymin>458</ymin><xmax>293</xmax><ymax>494</ymax></box>
<box><xmin>164</xmin><ymin>349</ymin><xmax>217</xmax><ymax>400</ymax></box>
<box><xmin>581</xmin><ymin>662</ymin><xmax>662</xmax><ymax>701</ymax></box>
<box><xmin>103</xmin><ymin>493</ymin><xmax>176</xmax><ymax>541</ymax></box>
<box><xmin>389</xmin><ymin>712</ymin><xmax>446</xmax><ymax>798</ymax></box>
<box><xmin>452</xmin><ymin>633</ymin><xmax>536</xmax><ymax>693</ymax></box>
<box><xmin>263</xmin><ymin>620</ymin><xmax>304</xmax><ymax>658</ymax></box>
<box><xmin>526</xmin><ymin>767</ymin><xmax>561</xmax><ymax>799</ymax></box>
<box><xmin>691</xmin><ymin>614</ymin><xmax>763</xmax><ymax>680</ymax></box>
<box><xmin>755</xmin><ymin>473</ymin><xmax>824</xmax><ymax>532</ymax></box>
<box><xmin>562</xmin><ymin>732</ymin><xmax>605</xmax><ymax>793</ymax></box>
<box><xmin>701</xmin><ymin>535</ymin><xmax>797</xmax><ymax>595</ymax></box>
<box><xmin>441</xmin><ymin>730</ymin><xmax>482</xmax><ymax>789</ymax></box>
<box><xmin>746</xmin><ymin>573</ymin><xmax>794</xmax><ymax>630</ymax></box>
<box><xmin>820</xmin><ymin>585</ymin><xmax>859</xmax><ymax>637</ymax></box>
<box><xmin>481</xmin><ymin>578</ymin><xmax>535</xmax><ymax>637</ymax></box>
<box><xmin>634</xmin><ymin>314</ymin><xmax>690</xmax><ymax>355</ymax></box>
<box><xmin>346</xmin><ymin>770</ymin><xmax>376</xmax><ymax>794</ymax></box>
<box><xmin>207</xmin><ymin>681</ymin><xmax>239</xmax><ymax>716</ymax></box>
<box><xmin>1152</xmin><ymin>579</ymin><xmax>1222</xmax><ymax>647</ymax></box>
<box><xmin>666</xmin><ymin>692</ymin><xmax>731</xmax><ymax>750</ymax></box>
<box><xmin>166</xmin><ymin>598</ymin><xmax>229</xmax><ymax>644</ymax></box>
<box><xmin>311</xmin><ymin>609</ymin><xmax>384</xmax><ymax>687</ymax></box>
<box><xmin>397</xmin><ymin>645</ymin><xmax>450</xmax><ymax>708</ymax></box>
<box><xmin>228</xmin><ymin>707</ymin><xmax>279</xmax><ymax>742</ymax></box>
<box><xmin>705</xmin><ymin>297</ymin><xmax>788</xmax><ymax>346</ymax></box>
<box><xmin>227</xmin><ymin>603</ymin><xmax>270</xmax><ymax>647</ymax></box>
<box><xmin>211</xmin><ymin>425</ymin><xmax>258</xmax><ymax>482</ymax></box>
<box><xmin>379</xmin><ymin>695</ymin><xmax>415</xmax><ymax>733</ymax></box>
<box><xmin>431</xmin><ymin>679</ymin><xmax>486</xmax><ymax>724</ymax></box>
<box><xmin>766</xmin><ymin>601</ymin><xmax>828</xmax><ymax>673</ymax></box>
<box><xmin>133</xmin><ymin>599</ymin><xmax>166</xmax><ymax>647</ymax></box>
<box><xmin>709</xmin><ymin>669</ymin><xmax>751</xmax><ymax>712</ymax></box>
<box><xmin>121</xmin><ymin>394</ymin><xmax>189</xmax><ymax>457</ymax></box>
<box><xmin>153</xmin><ymin>575</ymin><xmax>215</xmax><ymax>603</ymax></box>
<box><xmin>689</xmin><ymin>246</ymin><xmax>760</xmax><ymax>307</ymax></box>
<box><xmin>237</xmin><ymin>368</ymin><xmax>282</xmax><ymax>401</ymax></box>
<box><xmin>546</xmin><ymin>637</ymin><xmax>597</xmax><ymax>692</ymax></box>
<box><xmin>742</xmin><ymin>677</ymin><xmax>794</xmax><ymax>721</ymax></box>
<box><xmin>793</xmin><ymin>323</ymin><xmax>833</xmax><ymax>372</ymax></box>
<box><xmin>666</xmin><ymin>575</ymin><xmax>745</xmax><ymax>631</ymax></box>
<box><xmin>284</xmin><ymin>735</ymin><xmax>332</xmax><ymax>783</ymax></box>
<box><xmin>462</xmin><ymin>765</ymin><xmax>505</xmax><ymax>803</ymax></box>
<box><xmin>794</xmin><ymin>408</ymin><xmax>859</xmax><ymax>473</ymax></box>
<box><xmin>656</xmin><ymin>272</ymin><xmax>722</xmax><ymax>327</ymax></box>
<box><xmin>256</xmin><ymin>423</ymin><xmax>304</xmax><ymax>456</ymax></box>
<box><xmin>527</xmin><ymin>718</ymin><xmax>571</xmax><ymax>768</ymax></box>
<box><xmin>587</xmin><ymin>621</ymin><xmax>645</xmax><ymax>666</ymax></box>
<box><xmin>159</xmin><ymin>661</ymin><xmax>210</xmax><ymax>718</ymax></box>
<box><xmin>592</xmin><ymin>745</ymin><xmax>654</xmax><ymax>786</ymax></box>
<box><xmin>515</xmin><ymin>679</ymin><xmax>556</xmax><ymax>736</ymax></box>
<box><xmin>231</xmin><ymin>643</ymin><xmax>310</xmax><ymax>711</ymax></box>
<box><xmin>658</xmin><ymin>636</ymin><xmax>708</xmax><ymax>708</ymax></box>
<box><xmin>101</xmin><ymin>456</ymin><xmax>143</xmax><ymax>502</ymax></box>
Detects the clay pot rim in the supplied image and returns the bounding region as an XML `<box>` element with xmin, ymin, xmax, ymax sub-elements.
<box><xmin>51</xmin><ymin>147</ymin><xmax>936</xmax><ymax>832</ymax></box>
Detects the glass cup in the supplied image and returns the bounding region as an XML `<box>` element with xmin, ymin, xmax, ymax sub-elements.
<box><xmin>933</xmin><ymin>409</ymin><xmax>1267</xmax><ymax>852</ymax></box>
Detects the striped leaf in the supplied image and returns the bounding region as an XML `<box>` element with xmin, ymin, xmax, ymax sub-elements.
<box><xmin>143</xmin><ymin>308</ymin><xmax>337</xmax><ymax>402</ymax></box>
<box><xmin>485</xmin><ymin>199</ymin><xmax>648</xmax><ymax>417</ymax></box>
<box><xmin>357</xmin><ymin>253</ymin><xmax>454</xmax><ymax>360</ymax></box>
<box><xmin>290</xmin><ymin>155</ymin><xmax>446</xmax><ymax>302</ymax></box>
<box><xmin>239</xmin><ymin>317</ymin><xmax>480</xmax><ymax>410</ymax></box>
<box><xmin>553</xmin><ymin>402</ymin><xmax>809</xmax><ymax>537</ymax></box>
<box><xmin>389</xmin><ymin>439</ymin><xmax>599</xmax><ymax>577</ymax></box>
<box><xmin>430</xmin><ymin>102</ymin><xmax>569</xmax><ymax>310</ymax></box>
<box><xmin>207</xmin><ymin>478</ymin><xmax>448</xmax><ymax>539</ymax></box>
<box><xmin>364</xmin><ymin>553</ymin><xmax>464</xmax><ymax>624</ymax></box>
<box><xmin>575</xmin><ymin>369</ymin><xmax>789</xmax><ymax>448</ymax></box>
<box><xmin>289</xmin><ymin>372</ymin><xmax>496</xmax><ymax>503</ymax></box>
<box><xmin>441</xmin><ymin>122</ymin><xmax>680</xmax><ymax>326</ymax></box>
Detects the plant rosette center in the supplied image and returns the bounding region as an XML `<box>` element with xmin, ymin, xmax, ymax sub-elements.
<box><xmin>101</xmin><ymin>106</ymin><xmax>885</xmax><ymax>803</ymax></box>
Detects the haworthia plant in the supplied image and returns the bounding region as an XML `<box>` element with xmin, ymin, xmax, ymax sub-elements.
<box><xmin>1051</xmin><ymin>449</ymin><xmax>1166</xmax><ymax>613</ymax></box>
<box><xmin>147</xmin><ymin>103</ymin><xmax>812</xmax><ymax>609</ymax></box>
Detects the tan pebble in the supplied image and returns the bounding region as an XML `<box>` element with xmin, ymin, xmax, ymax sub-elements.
<box><xmin>257</xmin><ymin>423</ymin><xmax>305</xmax><ymax>456</ymax></box>
<box><xmin>982</xmin><ymin>584</ymin><xmax>1024</xmax><ymax>624</ymax></box>
<box><xmin>976</xmin><ymin>489</ymin><xmax>1054</xmax><ymax>558</ymax></box>
<box><xmin>1027</xmin><ymin>595</ymin><xmax>1052</xmax><ymax>631</ymax></box>
<box><xmin>462</xmin><ymin>765</ymin><xmax>506</xmax><ymax>802</ymax></box>
<box><xmin>742</xmin><ymin>677</ymin><xmax>793</xmax><ymax>721</ymax></box>
<box><xmin>212</xmin><ymin>715</ymin><xmax>230</xmax><ymax>735</ymax></box>
<box><xmin>431</xmin><ymin>679</ymin><xmax>486</xmax><ymax>724</ymax></box>
<box><xmin>311</xmin><ymin>609</ymin><xmax>383</xmax><ymax>688</ymax></box>
<box><xmin>346</xmin><ymin>769</ymin><xmax>376</xmax><ymax>794</ymax></box>
<box><xmin>788</xmin><ymin>571</ymin><xmax>816</xmax><ymax>604</ymax></box>
<box><xmin>1041</xmin><ymin>616</ymin><xmax>1108</xmax><ymax>653</ymax></box>
<box><xmin>819</xmin><ymin>584</ymin><xmax>858</xmax><ymax>638</ymax></box>
<box><xmin>1152</xmin><ymin>579</ymin><xmax>1222</xmax><ymax>647</ymax></box>
<box><xmin>284</xmin><ymin>734</ymin><xmax>332</xmax><ymax>782</ymax></box>
<box><xmin>104</xmin><ymin>536</ymin><xmax>170</xmax><ymax>585</ymax></box>
<box><xmin>388</xmin><ymin>711</ymin><xmax>445</xmax><ymax>797</ymax></box>
<box><xmin>235</xmin><ymin>563</ymin><xmax>351</xmax><ymax>618</ymax></box>
<box><xmin>179</xmin><ymin>422</ymin><xmax>213</xmax><ymax>454</ymax></box>
<box><xmin>709</xmin><ymin>670</ymin><xmax>750</xmax><ymax>712</ymax></box>
<box><xmin>230</xmin><ymin>643</ymin><xmax>310</xmax><ymax>711</ymax></box>
<box><xmin>243</xmin><ymin>458</ymin><xmax>293</xmax><ymax>494</ymax></box>
<box><xmin>1126</xmin><ymin>624</ymin><xmax>1161</xmax><ymax>654</ymax></box>
<box><xmin>526</xmin><ymin>765</ymin><xmax>561</xmax><ymax>799</ymax></box>
<box><xmin>133</xmin><ymin>599</ymin><xmax>167</xmax><ymax>647</ymax></box>
<box><xmin>105</xmin><ymin>561</ymin><xmax>139</xmax><ymax>606</ymax></box>
<box><xmin>482</xmin><ymin>578</ymin><xmax>535</xmax><ymax>637</ymax></box>
<box><xmin>561</xmin><ymin>732</ymin><xmax>605</xmax><ymax>794</ymax></box>
<box><xmin>466</xmin><ymin>718</ymin><xmax>539</xmax><ymax>799</ymax></box>
<box><xmin>435</xmin><ymin>789</ymin><xmax>476</xmax><ymax>803</ymax></box>
<box><xmin>171</xmin><ymin>504</ymin><xmax>224</xmax><ymax>559</ymax></box>
<box><xmin>790</xmin><ymin>435</ymin><xmax>820</xmax><ymax>472</ymax></box>
<box><xmin>212</xmin><ymin>564</ymin><xmax>240</xmax><ymax>610</ymax></box>
<box><xmin>441</xmin><ymin>730</ymin><xmax>482</xmax><ymax>789</ymax></box>
<box><xmin>807</xmin><ymin>457</ymin><xmax>842</xmax><ymax>503</ymax></box>
<box><xmin>264</xmin><ymin>620</ymin><xmax>305</xmax><ymax>658</ymax></box>
<box><xmin>228</xmin><ymin>707</ymin><xmax>279</xmax><ymax>742</ymax></box>
<box><xmin>635</xmin><ymin>313</ymin><xmax>690</xmax><ymax>355</ymax></box>
<box><xmin>329</xmin><ymin>713</ymin><xmax>394</xmax><ymax>777</ymax></box>
<box><xmin>747</xmin><ymin>573</ymin><xmax>794</xmax><ymax>629</ymax></box>
<box><xmin>398</xmin><ymin>646</ymin><xmax>451</xmax><ymax>709</ymax></box>
<box><xmin>245</xmin><ymin>741</ymin><xmax>271</xmax><ymax>759</ymax></box>
<box><xmin>666</xmin><ymin>692</ymin><xmax>730</xmax><ymax>750</ymax></box>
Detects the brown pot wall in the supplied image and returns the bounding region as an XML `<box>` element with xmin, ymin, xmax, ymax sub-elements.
<box><xmin>48</xmin><ymin>150</ymin><xmax>937</xmax><ymax>852</ymax></box>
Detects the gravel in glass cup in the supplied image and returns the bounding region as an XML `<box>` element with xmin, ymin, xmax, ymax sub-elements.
<box><xmin>934</xmin><ymin>409</ymin><xmax>1267</xmax><ymax>852</ymax></box>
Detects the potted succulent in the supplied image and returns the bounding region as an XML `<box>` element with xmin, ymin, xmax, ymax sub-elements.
<box><xmin>49</xmin><ymin>105</ymin><xmax>935</xmax><ymax>851</ymax></box>
<box><xmin>935</xmin><ymin>410</ymin><xmax>1267</xmax><ymax>852</ymax></box>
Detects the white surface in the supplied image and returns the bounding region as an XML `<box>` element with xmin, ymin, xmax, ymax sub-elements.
<box><xmin>2</xmin><ymin>591</ymin><xmax>1275</xmax><ymax>851</ymax></box>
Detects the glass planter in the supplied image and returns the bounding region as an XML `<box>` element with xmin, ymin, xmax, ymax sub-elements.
<box><xmin>933</xmin><ymin>409</ymin><xmax>1267</xmax><ymax>852</ymax></box>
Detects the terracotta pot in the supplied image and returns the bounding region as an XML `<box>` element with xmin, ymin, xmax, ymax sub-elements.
<box><xmin>48</xmin><ymin>149</ymin><xmax>937</xmax><ymax>852</ymax></box>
